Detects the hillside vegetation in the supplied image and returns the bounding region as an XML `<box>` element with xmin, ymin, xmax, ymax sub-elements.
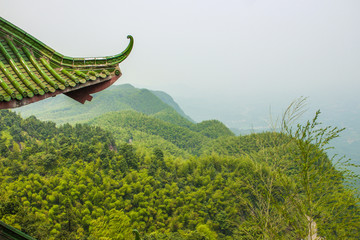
<box><xmin>0</xmin><ymin>109</ymin><xmax>359</xmax><ymax>240</ymax></box>
<box><xmin>89</xmin><ymin>110</ymin><xmax>234</xmax><ymax>156</ymax></box>
<box><xmin>2</xmin><ymin>87</ymin><xmax>360</xmax><ymax>239</ymax></box>
<box><xmin>15</xmin><ymin>84</ymin><xmax>193</xmax><ymax>125</ymax></box>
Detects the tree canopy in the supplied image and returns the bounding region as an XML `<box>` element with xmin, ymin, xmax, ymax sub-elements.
<box><xmin>0</xmin><ymin>109</ymin><xmax>359</xmax><ymax>240</ymax></box>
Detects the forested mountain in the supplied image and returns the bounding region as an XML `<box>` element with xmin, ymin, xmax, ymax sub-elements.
<box><xmin>0</xmin><ymin>109</ymin><xmax>359</xmax><ymax>240</ymax></box>
<box><xmin>89</xmin><ymin>110</ymin><xmax>234</xmax><ymax>156</ymax></box>
<box><xmin>2</xmin><ymin>87</ymin><xmax>360</xmax><ymax>239</ymax></box>
<box><xmin>193</xmin><ymin>120</ymin><xmax>235</xmax><ymax>139</ymax></box>
<box><xmin>89</xmin><ymin>110</ymin><xmax>207</xmax><ymax>156</ymax></box>
<box><xmin>15</xmin><ymin>84</ymin><xmax>236</xmax><ymax>157</ymax></box>
<box><xmin>15</xmin><ymin>84</ymin><xmax>193</xmax><ymax>125</ymax></box>
<box><xmin>150</xmin><ymin>90</ymin><xmax>193</xmax><ymax>123</ymax></box>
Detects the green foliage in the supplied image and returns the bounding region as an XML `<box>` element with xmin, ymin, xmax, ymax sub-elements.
<box><xmin>150</xmin><ymin>90</ymin><xmax>193</xmax><ymax>123</ymax></box>
<box><xmin>89</xmin><ymin>209</ymin><xmax>133</xmax><ymax>239</ymax></box>
<box><xmin>0</xmin><ymin>108</ymin><xmax>359</xmax><ymax>240</ymax></box>
<box><xmin>151</xmin><ymin>108</ymin><xmax>194</xmax><ymax>129</ymax></box>
<box><xmin>193</xmin><ymin>120</ymin><xmax>235</xmax><ymax>139</ymax></box>
<box><xmin>201</xmin><ymin>132</ymin><xmax>289</xmax><ymax>157</ymax></box>
<box><xmin>282</xmin><ymin>110</ymin><xmax>360</xmax><ymax>239</ymax></box>
<box><xmin>90</xmin><ymin>110</ymin><xmax>209</xmax><ymax>155</ymax></box>
<box><xmin>15</xmin><ymin>84</ymin><xmax>193</xmax><ymax>125</ymax></box>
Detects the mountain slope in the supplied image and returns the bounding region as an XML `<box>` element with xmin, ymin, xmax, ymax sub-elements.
<box><xmin>1</xmin><ymin>110</ymin><xmax>359</xmax><ymax>240</ymax></box>
<box><xmin>194</xmin><ymin>120</ymin><xmax>235</xmax><ymax>139</ymax></box>
<box><xmin>150</xmin><ymin>90</ymin><xmax>193</xmax><ymax>122</ymax></box>
<box><xmin>89</xmin><ymin>110</ymin><xmax>209</xmax><ymax>155</ymax></box>
<box><xmin>14</xmin><ymin>83</ymin><xmax>237</xmax><ymax>156</ymax></box>
<box><xmin>150</xmin><ymin>108</ymin><xmax>195</xmax><ymax>129</ymax></box>
<box><xmin>15</xmin><ymin>84</ymin><xmax>194</xmax><ymax>125</ymax></box>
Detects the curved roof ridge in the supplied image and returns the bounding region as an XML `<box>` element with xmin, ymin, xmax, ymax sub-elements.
<box><xmin>0</xmin><ymin>16</ymin><xmax>133</xmax><ymax>68</ymax></box>
<box><xmin>0</xmin><ymin>16</ymin><xmax>133</xmax><ymax>108</ymax></box>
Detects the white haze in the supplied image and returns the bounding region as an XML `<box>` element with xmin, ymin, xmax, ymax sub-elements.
<box><xmin>0</xmin><ymin>0</ymin><xmax>359</xmax><ymax>131</ymax></box>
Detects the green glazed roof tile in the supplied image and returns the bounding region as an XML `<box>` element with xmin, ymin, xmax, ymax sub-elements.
<box><xmin>0</xmin><ymin>220</ymin><xmax>37</xmax><ymax>240</ymax></box>
<box><xmin>0</xmin><ymin>16</ymin><xmax>133</xmax><ymax>108</ymax></box>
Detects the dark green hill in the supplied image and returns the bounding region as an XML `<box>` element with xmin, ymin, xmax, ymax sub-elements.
<box><xmin>15</xmin><ymin>84</ymin><xmax>194</xmax><ymax>125</ymax></box>
<box><xmin>90</xmin><ymin>110</ymin><xmax>239</xmax><ymax>156</ymax></box>
<box><xmin>201</xmin><ymin>132</ymin><xmax>288</xmax><ymax>156</ymax></box>
<box><xmin>150</xmin><ymin>108</ymin><xmax>195</xmax><ymax>129</ymax></box>
<box><xmin>15</xmin><ymin>84</ymin><xmax>236</xmax><ymax>154</ymax></box>
<box><xmin>89</xmin><ymin>110</ymin><xmax>209</xmax><ymax>155</ymax></box>
<box><xmin>194</xmin><ymin>120</ymin><xmax>235</xmax><ymax>139</ymax></box>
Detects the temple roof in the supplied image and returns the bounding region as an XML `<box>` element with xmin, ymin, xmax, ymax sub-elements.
<box><xmin>0</xmin><ymin>16</ymin><xmax>133</xmax><ymax>109</ymax></box>
<box><xmin>0</xmin><ymin>220</ymin><xmax>36</xmax><ymax>240</ymax></box>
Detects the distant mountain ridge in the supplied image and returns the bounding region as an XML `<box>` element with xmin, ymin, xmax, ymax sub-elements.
<box><xmin>15</xmin><ymin>84</ymin><xmax>235</xmax><ymax>156</ymax></box>
<box><xmin>150</xmin><ymin>90</ymin><xmax>194</xmax><ymax>123</ymax></box>
<box><xmin>89</xmin><ymin>110</ymin><xmax>209</xmax><ymax>155</ymax></box>
<box><xmin>15</xmin><ymin>84</ymin><xmax>194</xmax><ymax>125</ymax></box>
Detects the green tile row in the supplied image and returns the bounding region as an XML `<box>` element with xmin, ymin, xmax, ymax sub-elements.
<box><xmin>0</xmin><ymin>16</ymin><xmax>133</xmax><ymax>103</ymax></box>
<box><xmin>0</xmin><ymin>17</ymin><xmax>133</xmax><ymax>69</ymax></box>
<box><xmin>0</xmin><ymin>38</ymin><xmax>114</xmax><ymax>102</ymax></box>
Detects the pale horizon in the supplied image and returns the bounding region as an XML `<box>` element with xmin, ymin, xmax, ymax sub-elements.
<box><xmin>1</xmin><ymin>0</ymin><xmax>359</xmax><ymax>129</ymax></box>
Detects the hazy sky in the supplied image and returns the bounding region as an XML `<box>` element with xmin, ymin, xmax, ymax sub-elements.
<box><xmin>1</xmin><ymin>0</ymin><xmax>359</xmax><ymax>128</ymax></box>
